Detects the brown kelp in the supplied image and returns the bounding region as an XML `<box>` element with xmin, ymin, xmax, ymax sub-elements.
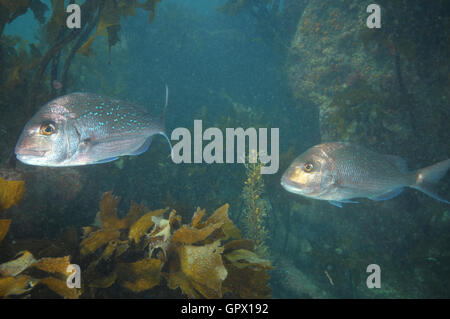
<box><xmin>0</xmin><ymin>177</ymin><xmax>25</xmax><ymax>211</ymax></box>
<box><xmin>0</xmin><ymin>0</ymin><xmax>162</xmax><ymax>119</ymax></box>
<box><xmin>0</xmin><ymin>176</ymin><xmax>78</xmax><ymax>298</ymax></box>
<box><xmin>0</xmin><ymin>244</ymin><xmax>80</xmax><ymax>298</ymax></box>
<box><xmin>80</xmin><ymin>192</ymin><xmax>272</xmax><ymax>298</ymax></box>
<box><xmin>0</xmin><ymin>191</ymin><xmax>272</xmax><ymax>298</ymax></box>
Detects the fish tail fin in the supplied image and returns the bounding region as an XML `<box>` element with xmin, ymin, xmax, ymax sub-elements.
<box><xmin>410</xmin><ymin>159</ymin><xmax>450</xmax><ymax>204</ymax></box>
<box><xmin>159</xmin><ymin>85</ymin><xmax>173</xmax><ymax>156</ymax></box>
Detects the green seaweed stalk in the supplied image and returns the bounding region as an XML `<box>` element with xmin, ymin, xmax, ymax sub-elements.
<box><xmin>241</xmin><ymin>150</ymin><xmax>271</xmax><ymax>258</ymax></box>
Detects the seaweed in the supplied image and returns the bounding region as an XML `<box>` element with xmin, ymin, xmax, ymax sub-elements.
<box><xmin>0</xmin><ymin>217</ymin><xmax>78</xmax><ymax>298</ymax></box>
<box><xmin>0</xmin><ymin>190</ymin><xmax>272</xmax><ymax>299</ymax></box>
<box><xmin>0</xmin><ymin>220</ymin><xmax>11</xmax><ymax>245</ymax></box>
<box><xmin>241</xmin><ymin>152</ymin><xmax>271</xmax><ymax>258</ymax></box>
<box><xmin>0</xmin><ymin>0</ymin><xmax>163</xmax><ymax>124</ymax></box>
<box><xmin>0</xmin><ymin>177</ymin><xmax>25</xmax><ymax>211</ymax></box>
<box><xmin>77</xmin><ymin>191</ymin><xmax>272</xmax><ymax>299</ymax></box>
<box><xmin>0</xmin><ymin>234</ymin><xmax>80</xmax><ymax>298</ymax></box>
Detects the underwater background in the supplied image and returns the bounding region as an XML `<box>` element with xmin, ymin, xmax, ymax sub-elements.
<box><xmin>0</xmin><ymin>0</ymin><xmax>449</xmax><ymax>298</ymax></box>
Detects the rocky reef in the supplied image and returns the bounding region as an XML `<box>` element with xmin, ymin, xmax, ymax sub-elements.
<box><xmin>280</xmin><ymin>0</ymin><xmax>450</xmax><ymax>298</ymax></box>
<box><xmin>287</xmin><ymin>0</ymin><xmax>449</xmax><ymax>160</ymax></box>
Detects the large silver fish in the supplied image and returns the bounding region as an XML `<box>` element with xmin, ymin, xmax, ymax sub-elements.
<box><xmin>15</xmin><ymin>88</ymin><xmax>172</xmax><ymax>166</ymax></box>
<box><xmin>281</xmin><ymin>142</ymin><xmax>450</xmax><ymax>207</ymax></box>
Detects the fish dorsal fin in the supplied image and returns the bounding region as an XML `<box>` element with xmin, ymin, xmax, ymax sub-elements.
<box><xmin>385</xmin><ymin>155</ymin><xmax>408</xmax><ymax>173</ymax></box>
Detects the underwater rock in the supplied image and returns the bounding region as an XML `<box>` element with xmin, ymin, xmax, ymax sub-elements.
<box><xmin>287</xmin><ymin>0</ymin><xmax>448</xmax><ymax>157</ymax></box>
<box><xmin>381</xmin><ymin>109</ymin><xmax>413</xmax><ymax>138</ymax></box>
<box><xmin>274</xmin><ymin>257</ymin><xmax>331</xmax><ymax>298</ymax></box>
<box><xmin>17</xmin><ymin>167</ymin><xmax>84</xmax><ymax>211</ymax></box>
<box><xmin>287</xmin><ymin>1</ymin><xmax>390</xmax><ymax>143</ymax></box>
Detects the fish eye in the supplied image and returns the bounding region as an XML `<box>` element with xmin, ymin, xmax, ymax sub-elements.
<box><xmin>40</xmin><ymin>122</ymin><xmax>56</xmax><ymax>136</ymax></box>
<box><xmin>303</xmin><ymin>163</ymin><xmax>314</xmax><ymax>172</ymax></box>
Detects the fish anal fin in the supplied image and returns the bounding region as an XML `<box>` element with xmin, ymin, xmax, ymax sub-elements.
<box><xmin>369</xmin><ymin>188</ymin><xmax>404</xmax><ymax>201</ymax></box>
<box><xmin>328</xmin><ymin>199</ymin><xmax>358</xmax><ymax>208</ymax></box>
<box><xmin>329</xmin><ymin>201</ymin><xmax>343</xmax><ymax>208</ymax></box>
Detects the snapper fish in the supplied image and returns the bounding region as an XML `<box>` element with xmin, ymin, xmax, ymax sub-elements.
<box><xmin>15</xmin><ymin>87</ymin><xmax>172</xmax><ymax>167</ymax></box>
<box><xmin>281</xmin><ymin>142</ymin><xmax>450</xmax><ymax>207</ymax></box>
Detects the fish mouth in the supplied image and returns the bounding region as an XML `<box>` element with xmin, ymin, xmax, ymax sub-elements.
<box><xmin>15</xmin><ymin>147</ymin><xmax>48</xmax><ymax>165</ymax></box>
<box><xmin>280</xmin><ymin>177</ymin><xmax>305</xmax><ymax>195</ymax></box>
<box><xmin>15</xmin><ymin>148</ymin><xmax>47</xmax><ymax>157</ymax></box>
<box><xmin>15</xmin><ymin>151</ymin><xmax>49</xmax><ymax>166</ymax></box>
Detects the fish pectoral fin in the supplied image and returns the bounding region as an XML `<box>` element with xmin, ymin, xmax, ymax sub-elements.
<box><xmin>369</xmin><ymin>188</ymin><xmax>404</xmax><ymax>201</ymax></box>
<box><xmin>128</xmin><ymin>136</ymin><xmax>153</xmax><ymax>156</ymax></box>
<box><xmin>94</xmin><ymin>156</ymin><xmax>119</xmax><ymax>164</ymax></box>
<box><xmin>328</xmin><ymin>199</ymin><xmax>359</xmax><ymax>208</ymax></box>
<box><xmin>329</xmin><ymin>201</ymin><xmax>343</xmax><ymax>208</ymax></box>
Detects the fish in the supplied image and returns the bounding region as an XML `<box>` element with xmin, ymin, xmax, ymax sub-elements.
<box><xmin>281</xmin><ymin>142</ymin><xmax>450</xmax><ymax>207</ymax></box>
<box><xmin>15</xmin><ymin>87</ymin><xmax>172</xmax><ymax>167</ymax></box>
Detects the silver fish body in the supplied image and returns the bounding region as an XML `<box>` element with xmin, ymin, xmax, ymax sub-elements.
<box><xmin>15</xmin><ymin>91</ymin><xmax>171</xmax><ymax>167</ymax></box>
<box><xmin>281</xmin><ymin>142</ymin><xmax>450</xmax><ymax>207</ymax></box>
